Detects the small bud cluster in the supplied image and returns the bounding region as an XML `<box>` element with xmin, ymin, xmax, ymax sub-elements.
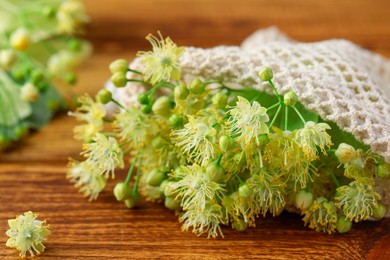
<box><xmin>0</xmin><ymin>0</ymin><xmax>90</xmax><ymax>148</ymax></box>
<box><xmin>68</xmin><ymin>34</ymin><xmax>390</xmax><ymax>238</ymax></box>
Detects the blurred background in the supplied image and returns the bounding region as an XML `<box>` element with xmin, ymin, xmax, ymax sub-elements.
<box><xmin>77</xmin><ymin>0</ymin><xmax>390</xmax><ymax>93</ymax></box>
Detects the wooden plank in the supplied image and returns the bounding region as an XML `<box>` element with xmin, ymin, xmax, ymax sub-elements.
<box><xmin>1</xmin><ymin>0</ymin><xmax>390</xmax><ymax>258</ymax></box>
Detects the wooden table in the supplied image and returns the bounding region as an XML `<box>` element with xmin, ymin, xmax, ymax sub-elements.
<box><xmin>1</xmin><ymin>0</ymin><xmax>390</xmax><ymax>259</ymax></box>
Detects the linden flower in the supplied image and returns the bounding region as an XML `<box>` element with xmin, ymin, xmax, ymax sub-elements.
<box><xmin>137</xmin><ymin>32</ymin><xmax>185</xmax><ymax>84</ymax></box>
<box><xmin>172</xmin><ymin>116</ymin><xmax>217</xmax><ymax>166</ymax></box>
<box><xmin>68</xmin><ymin>95</ymin><xmax>106</xmax><ymax>142</ymax></box>
<box><xmin>295</xmin><ymin>121</ymin><xmax>333</xmax><ymax>161</ymax></box>
<box><xmin>180</xmin><ymin>203</ymin><xmax>226</xmax><ymax>238</ymax></box>
<box><xmin>114</xmin><ymin>106</ymin><xmax>154</xmax><ymax>148</ymax></box>
<box><xmin>335</xmin><ymin>180</ymin><xmax>380</xmax><ymax>222</ymax></box>
<box><xmin>222</xmin><ymin>192</ymin><xmax>257</xmax><ymax>227</ymax></box>
<box><xmin>265</xmin><ymin>128</ymin><xmax>303</xmax><ymax>169</ymax></box>
<box><xmin>227</xmin><ymin>96</ymin><xmax>269</xmax><ymax>145</ymax></box>
<box><xmin>57</xmin><ymin>0</ymin><xmax>89</xmax><ymax>34</ymax></box>
<box><xmin>302</xmin><ymin>197</ymin><xmax>338</xmax><ymax>234</ymax></box>
<box><xmin>67</xmin><ymin>160</ymin><xmax>107</xmax><ymax>200</ymax></box>
<box><xmin>82</xmin><ymin>133</ymin><xmax>124</xmax><ymax>178</ymax></box>
<box><xmin>172</xmin><ymin>164</ymin><xmax>225</xmax><ymax>211</ymax></box>
<box><xmin>6</xmin><ymin>211</ymin><xmax>50</xmax><ymax>258</ymax></box>
<box><xmin>247</xmin><ymin>170</ymin><xmax>286</xmax><ymax>217</ymax></box>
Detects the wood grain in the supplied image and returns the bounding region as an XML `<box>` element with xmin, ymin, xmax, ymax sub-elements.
<box><xmin>1</xmin><ymin>0</ymin><xmax>390</xmax><ymax>259</ymax></box>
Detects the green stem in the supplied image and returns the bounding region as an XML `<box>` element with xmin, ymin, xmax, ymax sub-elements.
<box><xmin>102</xmin><ymin>132</ymin><xmax>117</xmax><ymax>137</ymax></box>
<box><xmin>216</xmin><ymin>154</ymin><xmax>223</xmax><ymax>165</ymax></box>
<box><xmin>132</xmin><ymin>157</ymin><xmax>142</xmax><ymax>194</ymax></box>
<box><xmin>292</xmin><ymin>106</ymin><xmax>306</xmax><ymax>125</ymax></box>
<box><xmin>110</xmin><ymin>97</ymin><xmax>129</xmax><ymax>112</ymax></box>
<box><xmin>128</xmin><ymin>79</ymin><xmax>147</xmax><ymax>84</ymax></box>
<box><xmin>268</xmin><ymin>105</ymin><xmax>282</xmax><ymax>129</ymax></box>
<box><xmin>324</xmin><ymin>164</ymin><xmax>340</xmax><ymax>188</ymax></box>
<box><xmin>284</xmin><ymin>105</ymin><xmax>288</xmax><ymax>131</ymax></box>
<box><xmin>103</xmin><ymin>118</ymin><xmax>113</xmax><ymax>123</ymax></box>
<box><xmin>267</xmin><ymin>102</ymin><xmax>280</xmax><ymax>111</ymax></box>
<box><xmin>128</xmin><ymin>69</ymin><xmax>143</xmax><ymax>75</ymax></box>
<box><xmin>125</xmin><ymin>158</ymin><xmax>137</xmax><ymax>185</ymax></box>
<box><xmin>268</xmin><ymin>80</ymin><xmax>282</xmax><ymax>103</ymax></box>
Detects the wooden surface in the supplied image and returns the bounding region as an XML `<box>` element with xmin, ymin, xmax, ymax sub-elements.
<box><xmin>1</xmin><ymin>0</ymin><xmax>390</xmax><ymax>259</ymax></box>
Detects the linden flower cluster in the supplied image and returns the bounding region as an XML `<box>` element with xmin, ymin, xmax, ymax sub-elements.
<box><xmin>6</xmin><ymin>211</ymin><xmax>50</xmax><ymax>258</ymax></box>
<box><xmin>68</xmin><ymin>33</ymin><xmax>390</xmax><ymax>238</ymax></box>
<box><xmin>0</xmin><ymin>0</ymin><xmax>90</xmax><ymax>148</ymax></box>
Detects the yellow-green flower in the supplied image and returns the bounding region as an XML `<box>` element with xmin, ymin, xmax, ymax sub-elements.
<box><xmin>227</xmin><ymin>96</ymin><xmax>269</xmax><ymax>145</ymax></box>
<box><xmin>6</xmin><ymin>211</ymin><xmax>50</xmax><ymax>258</ymax></box>
<box><xmin>68</xmin><ymin>94</ymin><xmax>106</xmax><ymax>142</ymax></box>
<box><xmin>295</xmin><ymin>121</ymin><xmax>333</xmax><ymax>161</ymax></box>
<box><xmin>335</xmin><ymin>180</ymin><xmax>380</xmax><ymax>222</ymax></box>
<box><xmin>57</xmin><ymin>0</ymin><xmax>89</xmax><ymax>34</ymax></box>
<box><xmin>82</xmin><ymin>133</ymin><xmax>124</xmax><ymax>178</ymax></box>
<box><xmin>302</xmin><ymin>197</ymin><xmax>338</xmax><ymax>234</ymax></box>
<box><xmin>172</xmin><ymin>116</ymin><xmax>217</xmax><ymax>166</ymax></box>
<box><xmin>137</xmin><ymin>32</ymin><xmax>184</xmax><ymax>84</ymax></box>
<box><xmin>67</xmin><ymin>160</ymin><xmax>107</xmax><ymax>201</ymax></box>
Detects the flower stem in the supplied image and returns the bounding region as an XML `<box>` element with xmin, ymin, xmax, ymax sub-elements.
<box><xmin>324</xmin><ymin>164</ymin><xmax>340</xmax><ymax>188</ymax></box>
<box><xmin>125</xmin><ymin>158</ymin><xmax>137</xmax><ymax>185</ymax></box>
<box><xmin>268</xmin><ymin>80</ymin><xmax>282</xmax><ymax>103</ymax></box>
<box><xmin>284</xmin><ymin>105</ymin><xmax>289</xmax><ymax>131</ymax></box>
<box><xmin>292</xmin><ymin>106</ymin><xmax>306</xmax><ymax>125</ymax></box>
<box><xmin>267</xmin><ymin>102</ymin><xmax>280</xmax><ymax>111</ymax></box>
<box><xmin>110</xmin><ymin>97</ymin><xmax>129</xmax><ymax>113</ymax></box>
<box><xmin>132</xmin><ymin>157</ymin><xmax>142</xmax><ymax>194</ymax></box>
<box><xmin>216</xmin><ymin>153</ymin><xmax>223</xmax><ymax>165</ymax></box>
<box><xmin>128</xmin><ymin>69</ymin><xmax>143</xmax><ymax>75</ymax></box>
<box><xmin>268</xmin><ymin>105</ymin><xmax>282</xmax><ymax>129</ymax></box>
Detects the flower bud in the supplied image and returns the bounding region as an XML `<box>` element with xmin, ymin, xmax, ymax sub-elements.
<box><xmin>257</xmin><ymin>134</ymin><xmax>269</xmax><ymax>146</ymax></box>
<box><xmin>30</xmin><ymin>70</ymin><xmax>44</xmax><ymax>85</ymax></box>
<box><xmin>141</xmin><ymin>104</ymin><xmax>152</xmax><ymax>114</ymax></box>
<box><xmin>109</xmin><ymin>59</ymin><xmax>129</xmax><ymax>74</ymax></box>
<box><xmin>335</xmin><ymin>143</ymin><xmax>357</xmax><ymax>163</ymax></box>
<box><xmin>295</xmin><ymin>190</ymin><xmax>314</xmax><ymax>210</ymax></box>
<box><xmin>284</xmin><ymin>90</ymin><xmax>298</xmax><ymax>106</ymax></box>
<box><xmin>96</xmin><ymin>89</ymin><xmax>112</xmax><ymax>104</ymax></box>
<box><xmin>152</xmin><ymin>136</ymin><xmax>165</xmax><ymax>149</ymax></box>
<box><xmin>152</xmin><ymin>96</ymin><xmax>172</xmax><ymax>117</ymax></box>
<box><xmin>111</xmin><ymin>71</ymin><xmax>127</xmax><ymax>88</ymax></box>
<box><xmin>43</xmin><ymin>6</ymin><xmax>56</xmax><ymax>18</ymax></box>
<box><xmin>146</xmin><ymin>169</ymin><xmax>166</xmax><ymax>187</ymax></box>
<box><xmin>174</xmin><ymin>84</ymin><xmax>189</xmax><ymax>99</ymax></box>
<box><xmin>20</xmin><ymin>83</ymin><xmax>39</xmax><ymax>102</ymax></box>
<box><xmin>372</xmin><ymin>202</ymin><xmax>388</xmax><ymax>220</ymax></box>
<box><xmin>206</xmin><ymin>163</ymin><xmax>225</xmax><ymax>183</ymax></box>
<box><xmin>124</xmin><ymin>192</ymin><xmax>142</xmax><ymax>208</ymax></box>
<box><xmin>137</xmin><ymin>93</ymin><xmax>149</xmax><ymax>104</ymax></box>
<box><xmin>238</xmin><ymin>183</ymin><xmax>253</xmax><ymax>198</ymax></box>
<box><xmin>14</xmin><ymin>124</ymin><xmax>28</xmax><ymax>139</ymax></box>
<box><xmin>0</xmin><ymin>49</ymin><xmax>17</xmax><ymax>69</ymax></box>
<box><xmin>65</xmin><ymin>73</ymin><xmax>77</xmax><ymax>85</ymax></box>
<box><xmin>113</xmin><ymin>182</ymin><xmax>131</xmax><ymax>201</ymax></box>
<box><xmin>377</xmin><ymin>164</ymin><xmax>390</xmax><ymax>178</ymax></box>
<box><xmin>258</xmin><ymin>66</ymin><xmax>273</xmax><ymax>81</ymax></box>
<box><xmin>10</xmin><ymin>28</ymin><xmax>30</xmax><ymax>51</ymax></box>
<box><xmin>219</xmin><ymin>135</ymin><xmax>234</xmax><ymax>152</ymax></box>
<box><xmin>212</xmin><ymin>92</ymin><xmax>228</xmax><ymax>109</ymax></box>
<box><xmin>164</xmin><ymin>195</ymin><xmax>181</xmax><ymax>211</ymax></box>
<box><xmin>336</xmin><ymin>216</ymin><xmax>352</xmax><ymax>233</ymax></box>
<box><xmin>159</xmin><ymin>179</ymin><xmax>170</xmax><ymax>196</ymax></box>
<box><xmin>168</xmin><ymin>114</ymin><xmax>184</xmax><ymax>128</ymax></box>
<box><xmin>233</xmin><ymin>218</ymin><xmax>248</xmax><ymax>232</ymax></box>
<box><xmin>68</xmin><ymin>38</ymin><xmax>81</xmax><ymax>51</ymax></box>
<box><xmin>188</xmin><ymin>79</ymin><xmax>205</xmax><ymax>94</ymax></box>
